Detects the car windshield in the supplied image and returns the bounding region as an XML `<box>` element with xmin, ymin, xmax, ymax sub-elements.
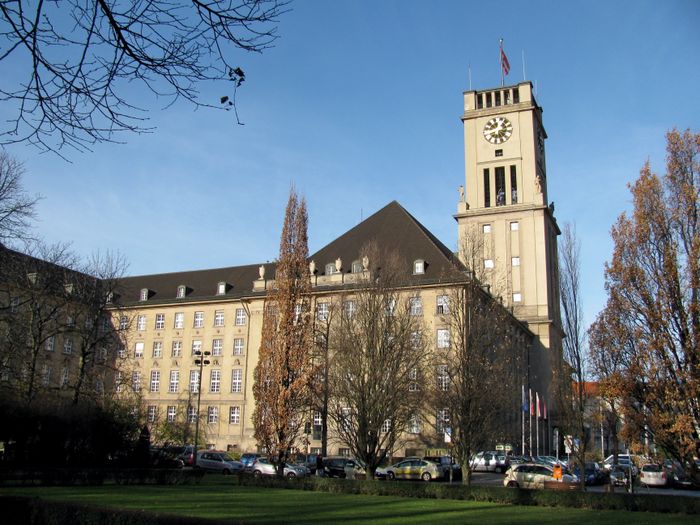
<box><xmin>642</xmin><ymin>465</ymin><xmax>663</xmax><ymax>472</ymax></box>
<box><xmin>221</xmin><ymin>454</ymin><xmax>235</xmax><ymax>462</ymax></box>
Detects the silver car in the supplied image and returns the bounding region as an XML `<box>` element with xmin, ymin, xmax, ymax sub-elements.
<box><xmin>251</xmin><ymin>457</ymin><xmax>308</xmax><ymax>477</ymax></box>
<box><xmin>195</xmin><ymin>451</ymin><xmax>243</xmax><ymax>474</ymax></box>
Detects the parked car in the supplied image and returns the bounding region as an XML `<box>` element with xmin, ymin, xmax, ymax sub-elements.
<box><xmin>504</xmin><ymin>463</ymin><xmax>577</xmax><ymax>489</ymax></box>
<box><xmin>424</xmin><ymin>455</ymin><xmax>461</xmax><ymax>481</ymax></box>
<box><xmin>470</xmin><ymin>451</ymin><xmax>508</xmax><ymax>473</ymax></box>
<box><xmin>381</xmin><ymin>458</ymin><xmax>442</xmax><ymax>481</ymax></box>
<box><xmin>609</xmin><ymin>465</ymin><xmax>629</xmax><ymax>486</ymax></box>
<box><xmin>293</xmin><ymin>453</ymin><xmax>320</xmax><ymax>474</ymax></box>
<box><xmin>195</xmin><ymin>451</ymin><xmax>243</xmax><ymax>474</ymax></box>
<box><xmin>241</xmin><ymin>453</ymin><xmax>263</xmax><ymax>471</ymax></box>
<box><xmin>251</xmin><ymin>457</ymin><xmax>308</xmax><ymax>477</ymax></box>
<box><xmin>639</xmin><ymin>463</ymin><xmax>669</xmax><ymax>488</ymax></box>
<box><xmin>163</xmin><ymin>445</ymin><xmax>195</xmax><ymax>467</ymax></box>
<box><xmin>603</xmin><ymin>454</ymin><xmax>638</xmax><ymax>477</ymax></box>
<box><xmin>149</xmin><ymin>447</ymin><xmax>185</xmax><ymax>468</ymax></box>
<box><xmin>321</xmin><ymin>456</ymin><xmax>366</xmax><ymax>479</ymax></box>
<box><xmin>667</xmin><ymin>462</ymin><xmax>695</xmax><ymax>489</ymax></box>
<box><xmin>572</xmin><ymin>462</ymin><xmax>607</xmax><ymax>485</ymax></box>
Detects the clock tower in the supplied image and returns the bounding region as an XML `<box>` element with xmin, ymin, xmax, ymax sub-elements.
<box><xmin>455</xmin><ymin>81</ymin><xmax>562</xmax><ymax>353</ymax></box>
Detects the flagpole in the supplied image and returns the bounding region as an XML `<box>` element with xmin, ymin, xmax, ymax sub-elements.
<box><xmin>536</xmin><ymin>392</ymin><xmax>540</xmax><ymax>457</ymax></box>
<box><xmin>468</xmin><ymin>63</ymin><xmax>472</xmax><ymax>91</ymax></box>
<box><xmin>499</xmin><ymin>38</ymin><xmax>504</xmax><ymax>87</ymax></box>
<box><xmin>521</xmin><ymin>384</ymin><xmax>525</xmax><ymax>455</ymax></box>
<box><xmin>529</xmin><ymin>388</ymin><xmax>533</xmax><ymax>457</ymax></box>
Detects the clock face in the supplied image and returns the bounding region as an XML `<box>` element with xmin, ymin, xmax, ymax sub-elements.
<box><xmin>483</xmin><ymin>117</ymin><xmax>513</xmax><ymax>144</ymax></box>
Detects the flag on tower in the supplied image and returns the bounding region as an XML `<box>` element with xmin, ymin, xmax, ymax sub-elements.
<box><xmin>529</xmin><ymin>388</ymin><xmax>534</xmax><ymax>416</ymax></box>
<box><xmin>536</xmin><ymin>391</ymin><xmax>541</xmax><ymax>419</ymax></box>
<box><xmin>500</xmin><ymin>39</ymin><xmax>510</xmax><ymax>76</ymax></box>
<box><xmin>543</xmin><ymin>399</ymin><xmax>548</xmax><ymax>420</ymax></box>
<box><xmin>522</xmin><ymin>385</ymin><xmax>528</xmax><ymax>412</ymax></box>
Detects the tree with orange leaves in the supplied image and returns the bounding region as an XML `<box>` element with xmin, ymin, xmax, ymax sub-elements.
<box><xmin>592</xmin><ymin>129</ymin><xmax>699</xmax><ymax>468</ymax></box>
<box><xmin>252</xmin><ymin>189</ymin><xmax>314</xmax><ymax>476</ymax></box>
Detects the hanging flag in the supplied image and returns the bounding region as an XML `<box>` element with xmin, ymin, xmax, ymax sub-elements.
<box><xmin>536</xmin><ymin>392</ymin><xmax>541</xmax><ymax>419</ymax></box>
<box><xmin>500</xmin><ymin>40</ymin><xmax>510</xmax><ymax>76</ymax></box>
<box><xmin>522</xmin><ymin>385</ymin><xmax>528</xmax><ymax>412</ymax></box>
<box><xmin>543</xmin><ymin>399</ymin><xmax>548</xmax><ymax>420</ymax></box>
<box><xmin>529</xmin><ymin>388</ymin><xmax>534</xmax><ymax>416</ymax></box>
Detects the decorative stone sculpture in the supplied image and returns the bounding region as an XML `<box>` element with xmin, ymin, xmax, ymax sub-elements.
<box><xmin>309</xmin><ymin>260</ymin><xmax>316</xmax><ymax>274</ymax></box>
<box><xmin>335</xmin><ymin>257</ymin><xmax>342</xmax><ymax>272</ymax></box>
<box><xmin>362</xmin><ymin>255</ymin><xmax>369</xmax><ymax>270</ymax></box>
<box><xmin>459</xmin><ymin>185</ymin><xmax>465</xmax><ymax>201</ymax></box>
<box><xmin>258</xmin><ymin>265</ymin><xmax>265</xmax><ymax>280</ymax></box>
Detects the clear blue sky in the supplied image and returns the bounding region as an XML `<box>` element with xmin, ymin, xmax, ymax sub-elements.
<box><xmin>3</xmin><ymin>0</ymin><xmax>698</xmax><ymax>329</ymax></box>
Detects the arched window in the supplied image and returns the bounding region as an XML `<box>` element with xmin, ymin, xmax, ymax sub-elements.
<box><xmin>176</xmin><ymin>285</ymin><xmax>186</xmax><ymax>298</ymax></box>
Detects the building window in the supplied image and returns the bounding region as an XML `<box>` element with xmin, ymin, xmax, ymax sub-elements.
<box><xmin>41</xmin><ymin>364</ymin><xmax>52</xmax><ymax>386</ymax></box>
<box><xmin>483</xmin><ymin>168</ymin><xmax>490</xmax><ymax>208</ymax></box>
<box><xmin>174</xmin><ymin>312</ymin><xmax>184</xmax><ymax>329</ymax></box>
<box><xmin>436</xmin><ymin>295</ymin><xmax>449</xmax><ymax>315</ymax></box>
<box><xmin>436</xmin><ymin>408</ymin><xmax>450</xmax><ymax>434</ymax></box>
<box><xmin>137</xmin><ymin>315</ymin><xmax>146</xmax><ymax>331</ymax></box>
<box><xmin>171</xmin><ymin>340</ymin><xmax>182</xmax><ymax>357</ymax></box>
<box><xmin>134</xmin><ymin>341</ymin><xmax>144</xmax><ymax>358</ymax></box>
<box><xmin>231</xmin><ymin>338</ymin><xmax>244</xmax><ymax>356</ymax></box>
<box><xmin>385</xmin><ymin>298</ymin><xmax>396</xmax><ymax>316</ymax></box>
<box><xmin>484</xmin><ymin>259</ymin><xmax>494</xmax><ymax>269</ymax></box>
<box><xmin>95</xmin><ymin>378</ymin><xmax>104</xmax><ymax>395</ymax></box>
<box><xmin>117</xmin><ymin>345</ymin><xmax>126</xmax><ymax>359</ymax></box>
<box><xmin>150</xmin><ymin>370</ymin><xmax>160</xmax><ymax>392</ymax></box>
<box><xmin>381</xmin><ymin>419</ymin><xmax>391</xmax><ymax>433</ymax></box>
<box><xmin>210</xmin><ymin>369</ymin><xmax>221</xmax><ymax>393</ymax></box>
<box><xmin>132</xmin><ymin>371</ymin><xmax>141</xmax><ymax>392</ymax></box>
<box><xmin>495</xmin><ymin>148</ymin><xmax>503</xmax><ymax>157</ymax></box>
<box><xmin>119</xmin><ymin>316</ymin><xmax>128</xmax><ymax>330</ymax></box>
<box><xmin>317</xmin><ymin>302</ymin><xmax>329</xmax><ymax>321</ymax></box>
<box><xmin>169</xmin><ymin>370</ymin><xmax>179</xmax><ymax>393</ymax></box>
<box><xmin>115</xmin><ymin>371</ymin><xmax>123</xmax><ymax>393</ymax></box>
<box><xmin>231</xmin><ymin>369</ymin><xmax>243</xmax><ymax>393</ymax></box>
<box><xmin>495</xmin><ymin>166</ymin><xmax>506</xmax><ymax>206</ymax></box>
<box><xmin>177</xmin><ymin>285</ymin><xmax>186</xmax><ymax>298</ymax></box>
<box><xmin>208</xmin><ymin>406</ymin><xmax>219</xmax><ymax>424</ymax></box>
<box><xmin>512</xmin><ymin>293</ymin><xmax>522</xmax><ymax>303</ymax></box>
<box><xmin>147</xmin><ymin>405</ymin><xmax>157</xmax><ymax>423</ymax></box>
<box><xmin>409</xmin><ymin>297</ymin><xmax>423</xmax><ymax>316</ymax></box>
<box><xmin>140</xmin><ymin>288</ymin><xmax>149</xmax><ymax>301</ymax></box>
<box><xmin>62</xmin><ymin>338</ymin><xmax>73</xmax><ymax>354</ymax></box>
<box><xmin>45</xmin><ymin>336</ymin><xmax>55</xmax><ymax>352</ymax></box>
<box><xmin>293</xmin><ymin>303</ymin><xmax>302</xmax><ymax>323</ymax></box>
<box><xmin>325</xmin><ymin>263</ymin><xmax>336</xmax><ymax>275</ymax></box>
<box><xmin>510</xmin><ymin>165</ymin><xmax>518</xmax><ymax>204</ymax></box>
<box><xmin>217</xmin><ymin>282</ymin><xmax>227</xmax><ymax>295</ymax></box>
<box><xmin>409</xmin><ymin>414</ymin><xmax>421</xmax><ymax>434</ymax></box>
<box><xmin>193</xmin><ymin>311</ymin><xmax>204</xmax><ymax>328</ymax></box>
<box><xmin>212</xmin><ymin>339</ymin><xmax>223</xmax><ymax>356</ymax></box>
<box><xmin>409</xmin><ymin>368</ymin><xmax>418</xmax><ymax>392</ymax></box>
<box><xmin>351</xmin><ymin>260</ymin><xmax>363</xmax><ymax>273</ymax></box>
<box><xmin>154</xmin><ymin>313</ymin><xmax>165</xmax><ymax>330</ymax></box>
<box><xmin>188</xmin><ymin>406</ymin><xmax>197</xmax><ymax>423</ymax></box>
<box><xmin>191</xmin><ymin>340</ymin><xmax>202</xmax><ymax>356</ymax></box>
<box><xmin>343</xmin><ymin>300</ymin><xmax>356</xmax><ymax>318</ymax></box>
<box><xmin>437</xmin><ymin>329</ymin><xmax>450</xmax><ymax>349</ymax></box>
<box><xmin>189</xmin><ymin>370</ymin><xmax>200</xmax><ymax>393</ymax></box>
<box><xmin>437</xmin><ymin>365</ymin><xmax>449</xmax><ymax>391</ymax></box>
<box><xmin>510</xmin><ymin>221</ymin><xmax>519</xmax><ymax>231</ymax></box>
<box><xmin>413</xmin><ymin>260</ymin><xmax>425</xmax><ymax>275</ymax></box>
<box><xmin>512</xmin><ymin>257</ymin><xmax>520</xmax><ymax>267</ymax></box>
<box><xmin>482</xmin><ymin>224</ymin><xmax>491</xmax><ymax>234</ymax></box>
<box><xmin>235</xmin><ymin>308</ymin><xmax>246</xmax><ymax>326</ymax></box>
<box><xmin>152</xmin><ymin>341</ymin><xmax>163</xmax><ymax>358</ymax></box>
<box><xmin>229</xmin><ymin>406</ymin><xmax>240</xmax><ymax>424</ymax></box>
<box><xmin>213</xmin><ymin>310</ymin><xmax>225</xmax><ymax>327</ymax></box>
<box><xmin>167</xmin><ymin>406</ymin><xmax>177</xmax><ymax>423</ymax></box>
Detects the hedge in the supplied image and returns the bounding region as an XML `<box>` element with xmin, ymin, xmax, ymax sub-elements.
<box><xmin>232</xmin><ymin>474</ymin><xmax>700</xmax><ymax>514</ymax></box>
<box><xmin>0</xmin><ymin>468</ymin><xmax>205</xmax><ymax>487</ymax></box>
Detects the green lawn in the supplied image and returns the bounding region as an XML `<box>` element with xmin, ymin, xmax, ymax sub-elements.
<box><xmin>2</xmin><ymin>482</ymin><xmax>695</xmax><ymax>524</ymax></box>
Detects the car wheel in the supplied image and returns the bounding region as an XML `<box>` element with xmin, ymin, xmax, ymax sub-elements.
<box><xmin>286</xmin><ymin>472</ymin><xmax>296</xmax><ymax>478</ymax></box>
<box><xmin>507</xmin><ymin>480</ymin><xmax>519</xmax><ymax>488</ymax></box>
<box><xmin>387</xmin><ymin>471</ymin><xmax>395</xmax><ymax>480</ymax></box>
<box><xmin>222</xmin><ymin>468</ymin><xmax>230</xmax><ymax>475</ymax></box>
<box><xmin>421</xmin><ymin>472</ymin><xmax>432</xmax><ymax>482</ymax></box>
<box><xmin>253</xmin><ymin>470</ymin><xmax>262</xmax><ymax>477</ymax></box>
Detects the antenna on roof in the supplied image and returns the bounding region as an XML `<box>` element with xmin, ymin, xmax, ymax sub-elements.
<box><xmin>468</xmin><ymin>63</ymin><xmax>472</xmax><ymax>90</ymax></box>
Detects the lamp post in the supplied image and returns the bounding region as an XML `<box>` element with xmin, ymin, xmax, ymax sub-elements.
<box><xmin>192</xmin><ymin>349</ymin><xmax>211</xmax><ymax>468</ymax></box>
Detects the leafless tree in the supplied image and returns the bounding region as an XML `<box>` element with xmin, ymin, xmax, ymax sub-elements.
<box><xmin>0</xmin><ymin>151</ymin><xmax>39</xmax><ymax>243</ymax></box>
<box><xmin>559</xmin><ymin>222</ymin><xmax>589</xmax><ymax>489</ymax></box>
<box><xmin>327</xmin><ymin>246</ymin><xmax>429</xmax><ymax>478</ymax></box>
<box><xmin>0</xmin><ymin>0</ymin><xmax>289</xmax><ymax>155</ymax></box>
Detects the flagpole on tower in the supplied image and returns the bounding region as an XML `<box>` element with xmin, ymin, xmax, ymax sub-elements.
<box><xmin>500</xmin><ymin>39</ymin><xmax>504</xmax><ymax>87</ymax></box>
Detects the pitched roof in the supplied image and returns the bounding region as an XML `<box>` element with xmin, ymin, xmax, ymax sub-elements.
<box><xmin>116</xmin><ymin>201</ymin><xmax>465</xmax><ymax>305</ymax></box>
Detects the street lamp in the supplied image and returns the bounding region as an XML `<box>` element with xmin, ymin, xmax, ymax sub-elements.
<box><xmin>192</xmin><ymin>349</ymin><xmax>211</xmax><ymax>468</ymax></box>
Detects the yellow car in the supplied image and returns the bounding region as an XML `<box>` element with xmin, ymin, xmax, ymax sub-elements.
<box><xmin>384</xmin><ymin>459</ymin><xmax>442</xmax><ymax>481</ymax></box>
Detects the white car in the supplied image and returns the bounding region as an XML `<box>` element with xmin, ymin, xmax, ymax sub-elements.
<box><xmin>504</xmin><ymin>463</ymin><xmax>577</xmax><ymax>489</ymax></box>
<box><xmin>603</xmin><ymin>454</ymin><xmax>639</xmax><ymax>477</ymax></box>
<box><xmin>639</xmin><ymin>464</ymin><xmax>669</xmax><ymax>487</ymax></box>
<box><xmin>195</xmin><ymin>451</ymin><xmax>243</xmax><ymax>474</ymax></box>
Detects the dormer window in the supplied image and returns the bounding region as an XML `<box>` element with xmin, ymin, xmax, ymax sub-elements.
<box><xmin>325</xmin><ymin>263</ymin><xmax>336</xmax><ymax>275</ymax></box>
<box><xmin>64</xmin><ymin>283</ymin><xmax>74</xmax><ymax>295</ymax></box>
<box><xmin>106</xmin><ymin>292</ymin><xmax>114</xmax><ymax>304</ymax></box>
<box><xmin>176</xmin><ymin>285</ymin><xmax>186</xmax><ymax>299</ymax></box>
<box><xmin>413</xmin><ymin>259</ymin><xmax>425</xmax><ymax>275</ymax></box>
<box><xmin>217</xmin><ymin>282</ymin><xmax>227</xmax><ymax>295</ymax></box>
<box><xmin>139</xmin><ymin>288</ymin><xmax>149</xmax><ymax>301</ymax></box>
<box><xmin>351</xmin><ymin>261</ymin><xmax>363</xmax><ymax>274</ymax></box>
